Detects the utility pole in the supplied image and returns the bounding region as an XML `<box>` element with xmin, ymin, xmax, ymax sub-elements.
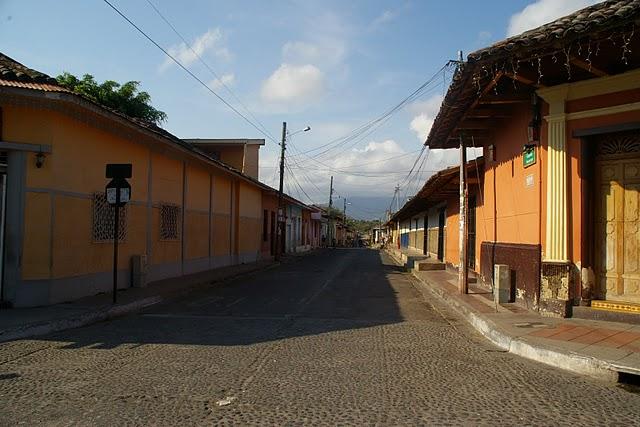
<box><xmin>394</xmin><ymin>184</ymin><xmax>400</xmax><ymax>249</ymax></box>
<box><xmin>276</xmin><ymin>121</ymin><xmax>286</xmax><ymax>261</ymax></box>
<box><xmin>343</xmin><ymin>197</ymin><xmax>347</xmax><ymax>223</ymax></box>
<box><xmin>458</xmin><ymin>133</ymin><xmax>468</xmax><ymax>294</ymax></box>
<box><xmin>328</xmin><ymin>176</ymin><xmax>334</xmax><ymax>246</ymax></box>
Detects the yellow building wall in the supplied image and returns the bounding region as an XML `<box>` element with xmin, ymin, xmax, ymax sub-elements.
<box><xmin>184</xmin><ymin>165</ymin><xmax>210</xmax><ymax>261</ymax></box>
<box><xmin>219</xmin><ymin>146</ymin><xmax>245</xmax><ymax>171</ymax></box>
<box><xmin>4</xmin><ymin>106</ymin><xmax>149</xmax><ymax>282</ymax></box>
<box><xmin>244</xmin><ymin>145</ymin><xmax>259</xmax><ymax>179</ymax></box>
<box><xmin>22</xmin><ymin>192</ymin><xmax>51</xmax><ymax>280</ymax></box>
<box><xmin>238</xmin><ymin>182</ymin><xmax>262</xmax><ymax>255</ymax></box>
<box><xmin>3</xmin><ymin>102</ymin><xmax>265</xmax><ymax>299</ymax></box>
<box><xmin>213</xmin><ymin>176</ymin><xmax>232</xmax><ymax>256</ymax></box>
<box><xmin>151</xmin><ymin>153</ymin><xmax>182</xmax><ymax>266</ymax></box>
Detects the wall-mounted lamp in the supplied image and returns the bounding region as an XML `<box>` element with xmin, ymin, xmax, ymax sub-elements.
<box><xmin>487</xmin><ymin>144</ymin><xmax>496</xmax><ymax>161</ymax></box>
<box><xmin>527</xmin><ymin>119</ymin><xmax>540</xmax><ymax>143</ymax></box>
<box><xmin>527</xmin><ymin>93</ymin><xmax>541</xmax><ymax>143</ymax></box>
<box><xmin>35</xmin><ymin>151</ymin><xmax>46</xmax><ymax>168</ymax></box>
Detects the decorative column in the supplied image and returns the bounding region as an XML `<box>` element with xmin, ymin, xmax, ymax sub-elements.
<box><xmin>545</xmin><ymin>114</ymin><xmax>568</xmax><ymax>262</ymax></box>
<box><xmin>538</xmin><ymin>86</ymin><xmax>573</xmax><ymax>317</ymax></box>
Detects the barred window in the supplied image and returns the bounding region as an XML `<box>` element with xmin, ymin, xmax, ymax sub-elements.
<box><xmin>92</xmin><ymin>193</ymin><xmax>127</xmax><ymax>242</ymax></box>
<box><xmin>160</xmin><ymin>204</ymin><xmax>181</xmax><ymax>240</ymax></box>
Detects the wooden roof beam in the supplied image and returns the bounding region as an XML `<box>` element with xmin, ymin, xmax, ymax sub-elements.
<box><xmin>570</xmin><ymin>56</ymin><xmax>608</xmax><ymax>77</ymax></box>
<box><xmin>478</xmin><ymin>93</ymin><xmax>531</xmax><ymax>104</ymax></box>
<box><xmin>504</xmin><ymin>71</ymin><xmax>545</xmax><ymax>88</ymax></box>
<box><xmin>457</xmin><ymin>119</ymin><xmax>500</xmax><ymax>130</ymax></box>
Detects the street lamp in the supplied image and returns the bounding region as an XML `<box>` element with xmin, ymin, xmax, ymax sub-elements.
<box><xmin>276</xmin><ymin>123</ymin><xmax>311</xmax><ymax>261</ymax></box>
<box><xmin>288</xmin><ymin>126</ymin><xmax>311</xmax><ymax>137</ymax></box>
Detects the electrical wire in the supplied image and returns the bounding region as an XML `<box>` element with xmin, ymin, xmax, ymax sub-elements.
<box><xmin>143</xmin><ymin>0</ymin><xmax>278</xmax><ymax>144</ymax></box>
<box><xmin>288</xmin><ymin>63</ymin><xmax>453</xmax><ymax>162</ymax></box>
<box><xmin>102</xmin><ymin>0</ymin><xmax>278</xmax><ymax>145</ymax></box>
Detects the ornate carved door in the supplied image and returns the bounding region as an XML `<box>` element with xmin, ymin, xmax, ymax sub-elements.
<box><xmin>595</xmin><ymin>131</ymin><xmax>640</xmax><ymax>303</ymax></box>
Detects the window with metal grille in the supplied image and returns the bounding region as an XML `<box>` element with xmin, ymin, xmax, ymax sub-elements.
<box><xmin>160</xmin><ymin>204</ymin><xmax>180</xmax><ymax>240</ymax></box>
<box><xmin>92</xmin><ymin>193</ymin><xmax>127</xmax><ymax>242</ymax></box>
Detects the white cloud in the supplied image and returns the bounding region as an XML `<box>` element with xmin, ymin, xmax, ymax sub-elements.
<box><xmin>371</xmin><ymin>10</ymin><xmax>396</xmax><ymax>28</ymax></box>
<box><xmin>507</xmin><ymin>0</ymin><xmax>600</xmax><ymax>36</ymax></box>
<box><xmin>161</xmin><ymin>28</ymin><xmax>231</xmax><ymax>70</ymax></box>
<box><xmin>408</xmin><ymin>95</ymin><xmax>444</xmax><ymax>142</ymax></box>
<box><xmin>260</xmin><ymin>63</ymin><xmax>325</xmax><ymax>105</ymax></box>
<box><xmin>369</xmin><ymin>4</ymin><xmax>409</xmax><ymax>30</ymax></box>
<box><xmin>282</xmin><ymin>40</ymin><xmax>346</xmax><ymax>67</ymax></box>
<box><xmin>208</xmin><ymin>73</ymin><xmax>235</xmax><ymax>90</ymax></box>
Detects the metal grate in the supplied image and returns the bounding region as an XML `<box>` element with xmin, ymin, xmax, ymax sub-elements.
<box><xmin>160</xmin><ymin>204</ymin><xmax>180</xmax><ymax>240</ymax></box>
<box><xmin>92</xmin><ymin>193</ymin><xmax>127</xmax><ymax>242</ymax></box>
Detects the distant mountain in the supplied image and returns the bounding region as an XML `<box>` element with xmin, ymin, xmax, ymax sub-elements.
<box><xmin>339</xmin><ymin>196</ymin><xmax>402</xmax><ymax>221</ymax></box>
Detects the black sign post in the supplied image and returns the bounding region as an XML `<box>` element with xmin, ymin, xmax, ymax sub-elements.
<box><xmin>106</xmin><ymin>164</ymin><xmax>132</xmax><ymax>304</ymax></box>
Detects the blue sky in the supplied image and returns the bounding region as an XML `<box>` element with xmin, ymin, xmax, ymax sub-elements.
<box><xmin>0</xmin><ymin>0</ymin><xmax>598</xmax><ymax>218</ymax></box>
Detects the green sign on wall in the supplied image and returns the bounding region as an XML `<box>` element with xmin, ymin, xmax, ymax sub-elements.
<box><xmin>523</xmin><ymin>148</ymin><xmax>536</xmax><ymax>168</ymax></box>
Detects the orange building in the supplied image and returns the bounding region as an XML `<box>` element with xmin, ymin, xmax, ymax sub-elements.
<box><xmin>395</xmin><ymin>1</ymin><xmax>640</xmax><ymax>317</ymax></box>
<box><xmin>0</xmin><ymin>52</ymin><xmax>319</xmax><ymax>307</ymax></box>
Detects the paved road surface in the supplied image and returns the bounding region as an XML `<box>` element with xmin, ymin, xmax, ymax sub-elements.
<box><xmin>1</xmin><ymin>249</ymin><xmax>639</xmax><ymax>425</ymax></box>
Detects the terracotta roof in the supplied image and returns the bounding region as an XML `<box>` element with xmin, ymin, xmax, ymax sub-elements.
<box><xmin>390</xmin><ymin>158</ymin><xmax>483</xmax><ymax>222</ymax></box>
<box><xmin>426</xmin><ymin>0</ymin><xmax>640</xmax><ymax>149</ymax></box>
<box><xmin>0</xmin><ymin>52</ymin><xmax>59</xmax><ymax>85</ymax></box>
<box><xmin>470</xmin><ymin>0</ymin><xmax>640</xmax><ymax>63</ymax></box>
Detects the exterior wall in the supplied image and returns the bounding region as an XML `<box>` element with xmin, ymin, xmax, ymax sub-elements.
<box><xmin>426</xmin><ymin>206</ymin><xmax>443</xmax><ymax>258</ymax></box>
<box><xmin>1</xmin><ymin>102</ymin><xmax>269</xmax><ymax>307</ymax></box>
<box><xmin>405</xmin><ymin>214</ymin><xmax>426</xmax><ymax>253</ymax></box>
<box><xmin>244</xmin><ymin>145</ymin><xmax>259</xmax><ymax>180</ymax></box>
<box><xmin>399</xmin><ymin>219</ymin><xmax>410</xmax><ymax>248</ymax></box>
<box><xmin>286</xmin><ymin>204</ymin><xmax>302</xmax><ymax>252</ymax></box>
<box><xmin>261</xmin><ymin>192</ymin><xmax>277</xmax><ymax>259</ymax></box>
<box><xmin>237</xmin><ymin>182</ymin><xmax>262</xmax><ymax>263</ymax></box>
<box><xmin>218</xmin><ymin>146</ymin><xmax>245</xmax><ymax>172</ymax></box>
<box><xmin>535</xmin><ymin>71</ymin><xmax>640</xmax><ymax>314</ymax></box>
<box><xmin>481</xmin><ymin>102</ymin><xmax>542</xmax><ymax>249</ymax></box>
<box><xmin>445</xmin><ymin>196</ymin><xmax>460</xmax><ymax>267</ymax></box>
<box><xmin>476</xmin><ymin>103</ymin><xmax>543</xmax><ymax>307</ymax></box>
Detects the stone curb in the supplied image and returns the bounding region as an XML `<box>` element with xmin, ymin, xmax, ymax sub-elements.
<box><xmin>0</xmin><ymin>296</ymin><xmax>162</xmax><ymax>343</ymax></box>
<box><xmin>0</xmin><ymin>261</ymin><xmax>282</xmax><ymax>343</ymax></box>
<box><xmin>384</xmin><ymin>248</ymin><xmax>623</xmax><ymax>382</ymax></box>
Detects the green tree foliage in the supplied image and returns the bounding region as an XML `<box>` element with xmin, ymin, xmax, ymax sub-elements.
<box><xmin>56</xmin><ymin>72</ymin><xmax>167</xmax><ymax>125</ymax></box>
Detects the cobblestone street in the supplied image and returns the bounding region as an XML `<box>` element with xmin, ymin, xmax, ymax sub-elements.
<box><xmin>1</xmin><ymin>249</ymin><xmax>639</xmax><ymax>425</ymax></box>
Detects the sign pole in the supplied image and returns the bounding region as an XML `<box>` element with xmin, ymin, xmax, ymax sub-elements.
<box><xmin>113</xmin><ymin>190</ymin><xmax>120</xmax><ymax>304</ymax></box>
<box><xmin>106</xmin><ymin>163</ymin><xmax>131</xmax><ymax>305</ymax></box>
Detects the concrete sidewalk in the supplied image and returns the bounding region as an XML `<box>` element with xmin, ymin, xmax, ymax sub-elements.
<box><xmin>0</xmin><ymin>260</ymin><xmax>278</xmax><ymax>343</ymax></box>
<box><xmin>385</xmin><ymin>247</ymin><xmax>640</xmax><ymax>381</ymax></box>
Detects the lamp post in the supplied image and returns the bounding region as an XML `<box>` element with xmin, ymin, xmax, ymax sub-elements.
<box><xmin>275</xmin><ymin>124</ymin><xmax>311</xmax><ymax>261</ymax></box>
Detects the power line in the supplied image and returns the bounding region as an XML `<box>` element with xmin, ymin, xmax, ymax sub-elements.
<box><xmin>143</xmin><ymin>0</ymin><xmax>278</xmax><ymax>143</ymax></box>
<box><xmin>102</xmin><ymin>0</ymin><xmax>278</xmax><ymax>145</ymax></box>
<box><xmin>289</xmin><ymin>63</ymin><xmax>453</xmax><ymax>162</ymax></box>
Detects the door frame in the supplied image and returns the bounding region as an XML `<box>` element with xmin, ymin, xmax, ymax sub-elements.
<box><xmin>437</xmin><ymin>207</ymin><xmax>445</xmax><ymax>262</ymax></box>
<box><xmin>574</xmin><ymin>123</ymin><xmax>640</xmax><ymax>302</ymax></box>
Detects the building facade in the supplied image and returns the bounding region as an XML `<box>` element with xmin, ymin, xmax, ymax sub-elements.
<box><xmin>396</xmin><ymin>1</ymin><xmax>640</xmax><ymax>317</ymax></box>
<box><xmin>0</xmin><ymin>52</ymin><xmax>320</xmax><ymax>307</ymax></box>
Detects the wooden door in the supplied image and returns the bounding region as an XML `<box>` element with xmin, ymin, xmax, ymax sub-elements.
<box><xmin>595</xmin><ymin>132</ymin><xmax>640</xmax><ymax>303</ymax></box>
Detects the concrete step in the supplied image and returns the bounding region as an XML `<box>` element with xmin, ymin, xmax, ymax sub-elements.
<box><xmin>573</xmin><ymin>305</ymin><xmax>640</xmax><ymax>324</ymax></box>
<box><xmin>414</xmin><ymin>260</ymin><xmax>445</xmax><ymax>271</ymax></box>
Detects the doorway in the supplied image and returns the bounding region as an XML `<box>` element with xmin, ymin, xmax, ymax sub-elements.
<box><xmin>594</xmin><ymin>131</ymin><xmax>640</xmax><ymax>303</ymax></box>
<box><xmin>437</xmin><ymin>208</ymin><xmax>445</xmax><ymax>261</ymax></box>
<box><xmin>423</xmin><ymin>214</ymin><xmax>428</xmax><ymax>255</ymax></box>
<box><xmin>468</xmin><ymin>196</ymin><xmax>476</xmax><ymax>270</ymax></box>
<box><xmin>0</xmin><ymin>152</ymin><xmax>6</xmax><ymax>303</ymax></box>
